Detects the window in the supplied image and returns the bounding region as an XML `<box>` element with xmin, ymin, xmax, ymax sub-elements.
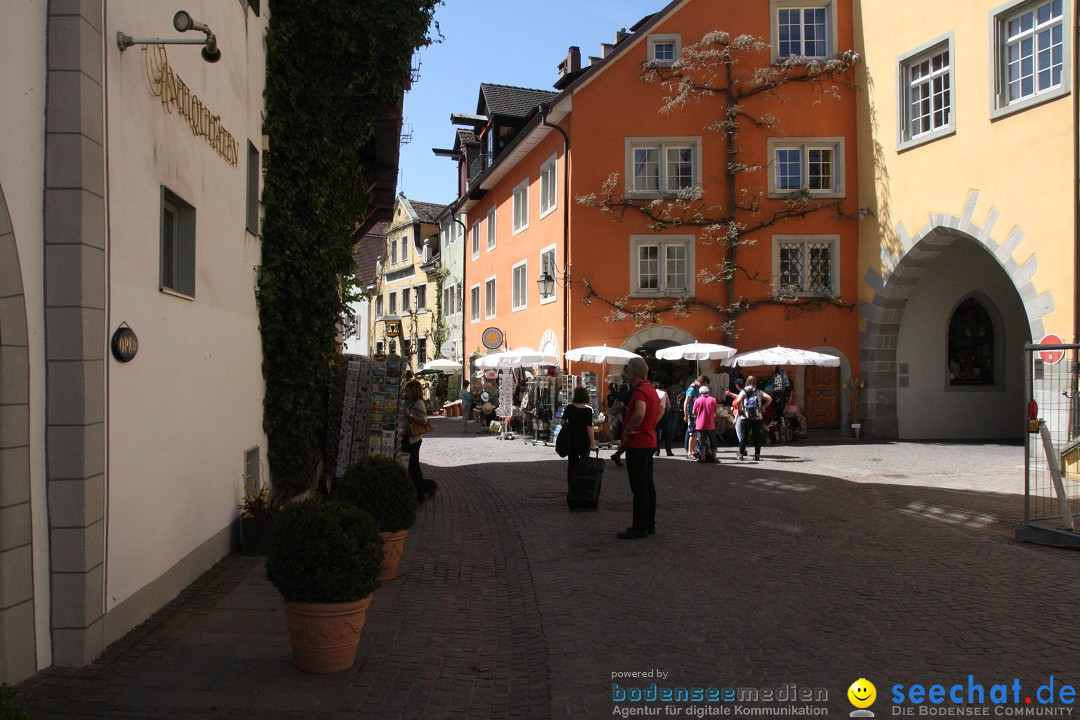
<box><xmin>772</xmin><ymin>1</ymin><xmax>832</xmax><ymax>61</ymax></box>
<box><xmin>416</xmin><ymin>284</ymin><xmax>427</xmax><ymax>311</ymax></box>
<box><xmin>484</xmin><ymin>276</ymin><xmax>497</xmax><ymax>318</ymax></box>
<box><xmin>403</xmin><ymin>339</ymin><xmax>412</xmax><ymax>361</ymax></box>
<box><xmin>470</xmin><ymin>284</ymin><xmax>481</xmax><ymax>323</ymax></box>
<box><xmin>512</xmin><ymin>260</ymin><xmax>528</xmax><ymax>312</ymax></box>
<box><xmin>471</xmin><ymin>220</ymin><xmax>480</xmax><ymax>259</ymax></box>
<box><xmin>898</xmin><ymin>36</ymin><xmax>955</xmax><ymax>149</ymax></box>
<box><xmin>626</xmin><ymin>138</ymin><xmax>700</xmax><ymax>195</ymax></box>
<box><xmin>401</xmin><ymin>235</ymin><xmax>409</xmax><ymax>262</ymax></box>
<box><xmin>388</xmin><ymin>339</ymin><xmax>397</xmax><ymax>355</ymax></box>
<box><xmin>948</xmin><ymin>297</ymin><xmax>995</xmax><ymax>386</ymax></box>
<box><xmin>991</xmin><ymin>0</ymin><xmax>1068</xmax><ymax>117</ymax></box>
<box><xmin>539</xmin><ymin>245</ymin><xmax>557</xmax><ymax>305</ymax></box>
<box><xmin>390</xmin><ymin>238</ymin><xmax>398</xmax><ymax>264</ymax></box>
<box><xmin>513</xmin><ymin>179</ymin><xmax>529</xmax><ymax>234</ymax></box>
<box><xmin>246</xmin><ymin>141</ymin><xmax>259</xmax><ymax>235</ymax></box>
<box><xmin>376</xmin><ymin>340</ymin><xmax>385</xmax><ymax>355</ymax></box>
<box><xmin>389</xmin><ymin>292</ymin><xmax>397</xmax><ymax>315</ymax></box>
<box><xmin>375</xmin><ymin>294</ymin><xmax>384</xmax><ymax>318</ymax></box>
<box><xmin>772</xmin><ymin>235</ymin><xmax>838</xmax><ymax>297</ymax></box>
<box><xmin>648</xmin><ymin>34</ymin><xmax>681</xmax><ymax>65</ymax></box>
<box><xmin>629</xmin><ymin>235</ymin><xmax>695</xmax><ymax>297</ymax></box>
<box><xmin>161</xmin><ymin>187</ymin><xmax>196</xmax><ymax>297</ymax></box>
<box><xmin>444</xmin><ymin>283</ymin><xmax>462</xmax><ymax>316</ymax></box>
<box><xmin>540</xmin><ymin>155</ymin><xmax>558</xmax><ymax>218</ymax></box>
<box><xmin>766</xmin><ymin>138</ymin><xmax>844</xmax><ymax>197</ymax></box>
<box><xmin>417</xmin><ymin>338</ymin><xmax>427</xmax><ymax>365</ymax></box>
<box><xmin>486</xmin><ymin>208</ymin><xmax>496</xmax><ymax>250</ymax></box>
<box><xmin>402</xmin><ymin>287</ymin><xmax>411</xmax><ymax>314</ymax></box>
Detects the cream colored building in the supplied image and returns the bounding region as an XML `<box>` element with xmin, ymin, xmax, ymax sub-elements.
<box><xmin>0</xmin><ymin>1</ymin><xmax>267</xmax><ymax>682</ymax></box>
<box><xmin>370</xmin><ymin>195</ymin><xmax>446</xmax><ymax>373</ymax></box>
<box><xmin>856</xmin><ymin>0</ymin><xmax>1073</xmax><ymax>439</ymax></box>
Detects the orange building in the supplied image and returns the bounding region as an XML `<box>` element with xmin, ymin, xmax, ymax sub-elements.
<box><xmin>439</xmin><ymin>0</ymin><xmax>862</xmax><ymax>431</ymax></box>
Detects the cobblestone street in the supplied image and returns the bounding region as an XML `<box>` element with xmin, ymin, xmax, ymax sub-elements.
<box><xmin>20</xmin><ymin>418</ymin><xmax>1078</xmax><ymax>720</ymax></box>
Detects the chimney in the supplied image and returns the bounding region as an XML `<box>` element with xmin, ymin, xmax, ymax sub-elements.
<box><xmin>601</xmin><ymin>42</ymin><xmax>614</xmax><ymax>58</ymax></box>
<box><xmin>588</xmin><ymin>56</ymin><xmax>602</xmax><ymax>67</ymax></box>
<box><xmin>615</xmin><ymin>28</ymin><xmax>629</xmax><ymax>45</ymax></box>
<box><xmin>558</xmin><ymin>46</ymin><xmax>581</xmax><ymax>80</ymax></box>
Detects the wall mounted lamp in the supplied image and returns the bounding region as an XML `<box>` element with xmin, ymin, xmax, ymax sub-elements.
<box><xmin>537</xmin><ymin>264</ymin><xmax>571</xmax><ymax>299</ymax></box>
<box><xmin>117</xmin><ymin>11</ymin><xmax>221</xmax><ymax>63</ymax></box>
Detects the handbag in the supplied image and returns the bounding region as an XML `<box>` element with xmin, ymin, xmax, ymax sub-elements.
<box><xmin>408</xmin><ymin>418</ymin><xmax>433</xmax><ymax>437</ymax></box>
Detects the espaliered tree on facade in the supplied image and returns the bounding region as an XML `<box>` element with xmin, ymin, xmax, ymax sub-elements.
<box><xmin>259</xmin><ymin>0</ymin><xmax>439</xmax><ymax>499</ymax></box>
<box><xmin>577</xmin><ymin>32</ymin><xmax>861</xmax><ymax>340</ymax></box>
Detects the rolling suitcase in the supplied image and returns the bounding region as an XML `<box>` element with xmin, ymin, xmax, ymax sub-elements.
<box><xmin>567</xmin><ymin>450</ymin><xmax>603</xmax><ymax>509</ymax></box>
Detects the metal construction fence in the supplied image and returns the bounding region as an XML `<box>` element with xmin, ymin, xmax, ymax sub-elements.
<box><xmin>1020</xmin><ymin>342</ymin><xmax>1080</xmax><ymax>547</ymax></box>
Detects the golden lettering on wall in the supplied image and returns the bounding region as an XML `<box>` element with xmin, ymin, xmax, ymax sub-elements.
<box><xmin>142</xmin><ymin>45</ymin><xmax>240</xmax><ymax>166</ymax></box>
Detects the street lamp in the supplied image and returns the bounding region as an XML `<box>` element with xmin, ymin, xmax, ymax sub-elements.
<box><xmin>537</xmin><ymin>263</ymin><xmax>570</xmax><ymax>299</ymax></box>
<box><xmin>117</xmin><ymin>11</ymin><xmax>221</xmax><ymax>63</ymax></box>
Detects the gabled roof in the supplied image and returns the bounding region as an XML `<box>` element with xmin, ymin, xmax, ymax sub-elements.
<box><xmin>410</xmin><ymin>199</ymin><xmax>448</xmax><ymax>225</ymax></box>
<box><xmin>352</xmin><ymin>221</ymin><xmax>388</xmax><ymax>288</ymax></box>
<box><xmin>477</xmin><ymin>83</ymin><xmax>558</xmax><ymax>120</ymax></box>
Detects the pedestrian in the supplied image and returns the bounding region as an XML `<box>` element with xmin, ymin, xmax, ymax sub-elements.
<box><xmin>608</xmin><ymin>379</ymin><xmax>631</xmax><ymax>466</ymax></box>
<box><xmin>683</xmin><ymin>375</ymin><xmax>709</xmax><ymax>459</ymax></box>
<box><xmin>562</xmin><ymin>386</ymin><xmax>598</xmax><ymax>489</ymax></box>
<box><xmin>726</xmin><ymin>377</ymin><xmax>747</xmax><ymax>448</ymax></box>
<box><xmin>459</xmin><ymin>378</ymin><xmax>473</xmax><ymax>432</ymax></box>
<box><xmin>653</xmin><ymin>381</ymin><xmax>674</xmax><ymax>457</ymax></box>
<box><xmin>401</xmin><ymin>380</ymin><xmax>438</xmax><ymax>502</ymax></box>
<box><xmin>693</xmin><ymin>385</ymin><xmax>718</xmax><ymax>462</ymax></box>
<box><xmin>736</xmin><ymin>375</ymin><xmax>772</xmax><ymax>461</ymax></box>
<box><xmin>617</xmin><ymin>356</ymin><xmax>660</xmax><ymax>539</ymax></box>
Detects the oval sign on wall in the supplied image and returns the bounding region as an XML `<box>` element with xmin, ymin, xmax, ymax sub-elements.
<box><xmin>482</xmin><ymin>327</ymin><xmax>504</xmax><ymax>350</ymax></box>
<box><xmin>1039</xmin><ymin>334</ymin><xmax>1065</xmax><ymax>365</ymax></box>
<box><xmin>111</xmin><ymin>325</ymin><xmax>139</xmax><ymax>363</ymax></box>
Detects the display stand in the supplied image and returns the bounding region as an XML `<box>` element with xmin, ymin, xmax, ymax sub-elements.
<box><xmin>326</xmin><ymin>354</ymin><xmax>406</xmax><ymax>478</ymax></box>
<box><xmin>527</xmin><ymin>376</ymin><xmax>556</xmax><ymax>445</ymax></box>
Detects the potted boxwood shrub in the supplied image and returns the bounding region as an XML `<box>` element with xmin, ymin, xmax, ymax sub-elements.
<box><xmin>265</xmin><ymin>497</ymin><xmax>383</xmax><ymax>673</ymax></box>
<box><xmin>335</xmin><ymin>454</ymin><xmax>417</xmax><ymax>582</ymax></box>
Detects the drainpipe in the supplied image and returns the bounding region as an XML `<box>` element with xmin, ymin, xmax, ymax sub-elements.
<box><xmin>539</xmin><ymin>102</ymin><xmax>570</xmax><ymax>364</ymax></box>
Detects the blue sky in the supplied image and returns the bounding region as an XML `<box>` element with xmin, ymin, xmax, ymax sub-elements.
<box><xmin>396</xmin><ymin>0</ymin><xmax>665</xmax><ymax>206</ymax></box>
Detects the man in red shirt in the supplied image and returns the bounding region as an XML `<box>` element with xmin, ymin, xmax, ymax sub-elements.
<box><xmin>618</xmin><ymin>356</ymin><xmax>660</xmax><ymax>539</ymax></box>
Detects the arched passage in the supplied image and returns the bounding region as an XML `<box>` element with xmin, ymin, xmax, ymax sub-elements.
<box><xmin>861</xmin><ymin>191</ymin><xmax>1046</xmax><ymax>440</ymax></box>
<box><xmin>0</xmin><ymin>181</ymin><xmax>36</xmax><ymax>681</ymax></box>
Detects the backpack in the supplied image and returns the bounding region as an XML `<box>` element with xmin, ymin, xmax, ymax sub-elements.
<box><xmin>743</xmin><ymin>390</ymin><xmax>761</xmax><ymax>419</ymax></box>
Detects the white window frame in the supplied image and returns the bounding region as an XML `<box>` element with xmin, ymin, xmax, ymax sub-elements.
<box><xmin>539</xmin><ymin>154</ymin><xmax>558</xmax><ymax>219</ymax></box>
<box><xmin>470</xmin><ymin>283</ymin><xmax>481</xmax><ymax>324</ymax></box>
<box><xmin>511</xmin><ymin>259</ymin><xmax>528</xmax><ymax>312</ymax></box>
<box><xmin>471</xmin><ymin>220</ymin><xmax>480</xmax><ymax>259</ymax></box>
<box><xmin>402</xmin><ymin>286</ymin><xmax>411</xmax><ymax>315</ymax></box>
<box><xmin>771</xmin><ymin>234</ymin><xmax>839</xmax><ymax>298</ymax></box>
<box><xmin>770</xmin><ymin>0</ymin><xmax>836</xmax><ymax>64</ymax></box>
<box><xmin>629</xmin><ymin>235</ymin><xmax>696</xmax><ymax>298</ymax></box>
<box><xmin>989</xmin><ymin>0</ymin><xmax>1070</xmax><ymax>119</ymax></box>
<box><xmin>389</xmin><ymin>291</ymin><xmax>397</xmax><ymax>315</ymax></box>
<box><xmin>375</xmin><ymin>294</ymin><xmax>383</xmax><ymax>318</ymax></box>
<box><xmin>539</xmin><ymin>244</ymin><xmax>558</xmax><ymax>306</ymax></box>
<box><xmin>484</xmin><ymin>275</ymin><xmax>497</xmax><ymax>319</ymax></box>
<box><xmin>647</xmin><ymin>33</ymin><xmax>681</xmax><ymax>66</ymax></box>
<box><xmin>766</xmin><ymin>137</ymin><xmax>845</xmax><ymax>198</ymax></box>
<box><xmin>401</xmin><ymin>234</ymin><xmax>409</xmax><ymax>262</ymax></box>
<box><xmin>625</xmin><ymin>137</ymin><xmax>701</xmax><ymax>196</ymax></box>
<box><xmin>897</xmin><ymin>34</ymin><xmax>956</xmax><ymax>150</ymax></box>
<box><xmin>512</xmin><ymin>179</ymin><xmax>530</xmax><ymax>235</ymax></box>
<box><xmin>390</xmin><ymin>237</ymin><xmax>397</xmax><ymax>265</ymax></box>
<box><xmin>416</xmin><ymin>284</ymin><xmax>427</xmax><ymax>311</ymax></box>
<box><xmin>160</xmin><ymin>187</ymin><xmax>196</xmax><ymax>299</ymax></box>
<box><xmin>486</xmin><ymin>207</ymin><xmax>496</xmax><ymax>250</ymax></box>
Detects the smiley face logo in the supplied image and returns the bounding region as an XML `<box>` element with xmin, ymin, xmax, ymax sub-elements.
<box><xmin>848</xmin><ymin>678</ymin><xmax>877</xmax><ymax>709</ymax></box>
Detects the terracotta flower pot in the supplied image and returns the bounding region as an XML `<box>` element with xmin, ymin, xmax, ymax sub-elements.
<box><xmin>283</xmin><ymin>596</ymin><xmax>372</xmax><ymax>673</ymax></box>
<box><xmin>379</xmin><ymin>529</ymin><xmax>408</xmax><ymax>582</ymax></box>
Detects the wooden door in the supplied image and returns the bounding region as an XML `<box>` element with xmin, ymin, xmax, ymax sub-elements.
<box><xmin>805</xmin><ymin>366</ymin><xmax>840</xmax><ymax>429</ymax></box>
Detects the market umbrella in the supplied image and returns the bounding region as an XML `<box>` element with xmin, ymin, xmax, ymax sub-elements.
<box><xmin>563</xmin><ymin>345</ymin><xmax>640</xmax><ymax>365</ymax></box>
<box><xmin>421</xmin><ymin>359</ymin><xmax>463</xmax><ymax>374</ymax></box>
<box><xmin>655</xmin><ymin>342</ymin><xmax>737</xmax><ymax>361</ymax></box>
<box><xmin>474</xmin><ymin>349</ymin><xmax>518</xmax><ymax>370</ymax></box>
<box><xmin>728</xmin><ymin>346</ymin><xmax>840</xmax><ymax>367</ymax></box>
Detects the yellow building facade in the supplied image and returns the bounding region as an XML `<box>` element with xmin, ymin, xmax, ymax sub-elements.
<box><xmin>855</xmin><ymin>0</ymin><xmax>1073</xmax><ymax>439</ymax></box>
<box><xmin>370</xmin><ymin>195</ymin><xmax>445</xmax><ymax>373</ymax></box>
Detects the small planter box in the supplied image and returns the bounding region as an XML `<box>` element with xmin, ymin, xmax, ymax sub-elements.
<box><xmin>240</xmin><ymin>516</ymin><xmax>275</xmax><ymax>556</ymax></box>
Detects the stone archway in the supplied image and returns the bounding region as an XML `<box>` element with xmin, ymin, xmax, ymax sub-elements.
<box><xmin>861</xmin><ymin>190</ymin><xmax>1048</xmax><ymax>439</ymax></box>
<box><xmin>620</xmin><ymin>325</ymin><xmax>697</xmax><ymax>351</ymax></box>
<box><xmin>0</xmin><ymin>182</ymin><xmax>36</xmax><ymax>682</ymax></box>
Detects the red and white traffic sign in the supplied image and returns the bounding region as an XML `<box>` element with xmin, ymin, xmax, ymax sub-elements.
<box><xmin>1039</xmin><ymin>334</ymin><xmax>1065</xmax><ymax>365</ymax></box>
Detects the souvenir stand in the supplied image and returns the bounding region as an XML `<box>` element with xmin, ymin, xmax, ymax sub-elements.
<box><xmin>527</xmin><ymin>375</ymin><xmax>558</xmax><ymax>445</ymax></box>
<box><xmin>326</xmin><ymin>354</ymin><xmax>406</xmax><ymax>483</ymax></box>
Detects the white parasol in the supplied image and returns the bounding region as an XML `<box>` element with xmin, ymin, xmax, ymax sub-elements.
<box><xmin>728</xmin><ymin>346</ymin><xmax>840</xmax><ymax>367</ymax></box>
<box><xmin>421</xmin><ymin>358</ymin><xmax>463</xmax><ymax>374</ymax></box>
<box><xmin>563</xmin><ymin>345</ymin><xmax>641</xmax><ymax>365</ymax></box>
<box><xmin>655</xmin><ymin>342</ymin><xmax>737</xmax><ymax>361</ymax></box>
<box><xmin>475</xmin><ymin>347</ymin><xmax>558</xmax><ymax>369</ymax></box>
